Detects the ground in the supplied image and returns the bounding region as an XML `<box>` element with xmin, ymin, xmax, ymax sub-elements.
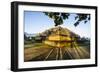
<box><xmin>24</xmin><ymin>42</ymin><xmax>90</xmax><ymax>62</ymax></box>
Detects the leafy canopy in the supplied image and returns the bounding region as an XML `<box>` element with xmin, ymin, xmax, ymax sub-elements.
<box><xmin>44</xmin><ymin>12</ymin><xmax>90</xmax><ymax>27</ymax></box>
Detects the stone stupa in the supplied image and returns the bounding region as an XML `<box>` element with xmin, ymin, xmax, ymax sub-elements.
<box><xmin>43</xmin><ymin>26</ymin><xmax>79</xmax><ymax>48</ymax></box>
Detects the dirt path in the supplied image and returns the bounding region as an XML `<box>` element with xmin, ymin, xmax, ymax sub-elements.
<box><xmin>24</xmin><ymin>45</ymin><xmax>90</xmax><ymax>62</ymax></box>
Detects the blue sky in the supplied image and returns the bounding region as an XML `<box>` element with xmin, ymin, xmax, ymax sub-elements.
<box><xmin>24</xmin><ymin>11</ymin><xmax>91</xmax><ymax>38</ymax></box>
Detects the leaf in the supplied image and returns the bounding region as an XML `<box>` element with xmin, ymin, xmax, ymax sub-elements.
<box><xmin>61</xmin><ymin>13</ymin><xmax>69</xmax><ymax>20</ymax></box>
<box><xmin>74</xmin><ymin>21</ymin><xmax>79</xmax><ymax>27</ymax></box>
<box><xmin>88</xmin><ymin>16</ymin><xmax>90</xmax><ymax>20</ymax></box>
<box><xmin>44</xmin><ymin>12</ymin><xmax>49</xmax><ymax>15</ymax></box>
<box><xmin>75</xmin><ymin>16</ymin><xmax>78</xmax><ymax>20</ymax></box>
<box><xmin>54</xmin><ymin>12</ymin><xmax>60</xmax><ymax>15</ymax></box>
<box><xmin>84</xmin><ymin>20</ymin><xmax>87</xmax><ymax>23</ymax></box>
<box><xmin>59</xmin><ymin>17</ymin><xmax>63</xmax><ymax>24</ymax></box>
<box><xmin>54</xmin><ymin>17</ymin><xmax>63</xmax><ymax>26</ymax></box>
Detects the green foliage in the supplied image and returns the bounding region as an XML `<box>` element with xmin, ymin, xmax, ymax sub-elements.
<box><xmin>44</xmin><ymin>12</ymin><xmax>69</xmax><ymax>26</ymax></box>
<box><xmin>44</xmin><ymin>12</ymin><xmax>90</xmax><ymax>27</ymax></box>
<box><xmin>74</xmin><ymin>14</ymin><xmax>90</xmax><ymax>27</ymax></box>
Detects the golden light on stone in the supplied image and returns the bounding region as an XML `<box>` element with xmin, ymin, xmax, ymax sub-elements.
<box><xmin>43</xmin><ymin>26</ymin><xmax>79</xmax><ymax>48</ymax></box>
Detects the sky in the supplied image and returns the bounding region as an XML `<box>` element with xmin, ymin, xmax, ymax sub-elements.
<box><xmin>24</xmin><ymin>11</ymin><xmax>91</xmax><ymax>38</ymax></box>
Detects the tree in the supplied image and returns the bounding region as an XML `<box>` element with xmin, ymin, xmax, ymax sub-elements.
<box><xmin>44</xmin><ymin>12</ymin><xmax>90</xmax><ymax>27</ymax></box>
<box><xmin>44</xmin><ymin>12</ymin><xmax>69</xmax><ymax>26</ymax></box>
<box><xmin>74</xmin><ymin>14</ymin><xmax>90</xmax><ymax>27</ymax></box>
<box><xmin>24</xmin><ymin>34</ymin><xmax>28</xmax><ymax>40</ymax></box>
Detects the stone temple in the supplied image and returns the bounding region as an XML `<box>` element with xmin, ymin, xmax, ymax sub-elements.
<box><xmin>43</xmin><ymin>26</ymin><xmax>79</xmax><ymax>48</ymax></box>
